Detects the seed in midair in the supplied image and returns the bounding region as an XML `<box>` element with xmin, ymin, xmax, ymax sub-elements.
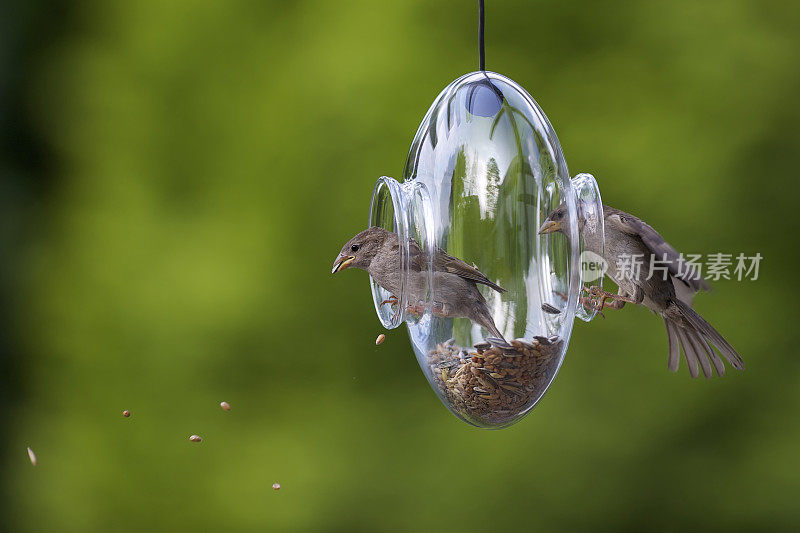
<box><xmin>272</xmin><ymin>483</ymin><xmax>281</xmax><ymax>491</ymax></box>
<box><xmin>220</xmin><ymin>401</ymin><xmax>231</xmax><ymax>412</ymax></box>
<box><xmin>189</xmin><ymin>435</ymin><xmax>202</xmax><ymax>443</ymax></box>
<box><xmin>375</xmin><ymin>334</ymin><xmax>386</xmax><ymax>346</ymax></box>
<box><xmin>27</xmin><ymin>447</ymin><xmax>37</xmax><ymax>466</ymax></box>
<box><xmin>122</xmin><ymin>410</ymin><xmax>131</xmax><ymax>418</ymax></box>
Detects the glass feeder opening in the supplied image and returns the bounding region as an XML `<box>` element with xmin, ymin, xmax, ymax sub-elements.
<box><xmin>368</xmin><ymin>71</ymin><xmax>604</xmax><ymax>428</ymax></box>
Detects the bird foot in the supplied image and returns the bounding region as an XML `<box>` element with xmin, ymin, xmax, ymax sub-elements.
<box><xmin>586</xmin><ymin>286</ymin><xmax>637</xmax><ymax>304</ymax></box>
<box><xmin>380</xmin><ymin>295</ymin><xmax>399</xmax><ymax>310</ymax></box>
<box><xmin>379</xmin><ymin>295</ymin><xmax>403</xmax><ymax>323</ymax></box>
<box><xmin>579</xmin><ymin>296</ymin><xmax>605</xmax><ymax>318</ymax></box>
<box><xmin>581</xmin><ymin>285</ymin><xmax>634</xmax><ymax>312</ymax></box>
<box><xmin>383</xmin><ymin>303</ymin><xmax>429</xmax><ymax>323</ymax></box>
<box><xmin>556</xmin><ymin>288</ymin><xmax>607</xmax><ymax>317</ymax></box>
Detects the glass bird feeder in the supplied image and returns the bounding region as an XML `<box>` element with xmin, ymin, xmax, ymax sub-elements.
<box><xmin>370</xmin><ymin>71</ymin><xmax>604</xmax><ymax>428</ymax></box>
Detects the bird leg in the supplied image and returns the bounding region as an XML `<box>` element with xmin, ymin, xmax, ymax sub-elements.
<box><xmin>556</xmin><ymin>288</ymin><xmax>605</xmax><ymax>317</ymax></box>
<box><xmin>381</xmin><ymin>296</ymin><xmax>434</xmax><ymax>321</ymax></box>
<box><xmin>587</xmin><ymin>285</ymin><xmax>638</xmax><ymax>303</ymax></box>
<box><xmin>380</xmin><ymin>295</ymin><xmax>399</xmax><ymax>310</ymax></box>
<box><xmin>579</xmin><ymin>294</ymin><xmax>605</xmax><ymax>318</ymax></box>
<box><xmin>554</xmin><ymin>287</ymin><xmax>635</xmax><ymax>316</ymax></box>
<box><xmin>584</xmin><ymin>286</ymin><xmax>638</xmax><ymax>311</ymax></box>
<box><xmin>602</xmin><ymin>298</ymin><xmax>627</xmax><ymax>310</ymax></box>
<box><xmin>379</xmin><ymin>295</ymin><xmax>403</xmax><ymax>323</ymax></box>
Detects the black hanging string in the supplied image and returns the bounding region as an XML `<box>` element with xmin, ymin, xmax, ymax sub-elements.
<box><xmin>468</xmin><ymin>0</ymin><xmax>502</xmax><ymax>116</ymax></box>
<box><xmin>478</xmin><ymin>0</ymin><xmax>486</xmax><ymax>71</ymax></box>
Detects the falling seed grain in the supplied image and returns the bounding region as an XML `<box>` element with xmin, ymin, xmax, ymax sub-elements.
<box><xmin>189</xmin><ymin>435</ymin><xmax>202</xmax><ymax>443</ymax></box>
<box><xmin>122</xmin><ymin>410</ymin><xmax>131</xmax><ymax>418</ymax></box>
<box><xmin>220</xmin><ymin>401</ymin><xmax>231</xmax><ymax>411</ymax></box>
<box><xmin>375</xmin><ymin>334</ymin><xmax>386</xmax><ymax>346</ymax></box>
<box><xmin>27</xmin><ymin>447</ymin><xmax>37</xmax><ymax>466</ymax></box>
<box><xmin>272</xmin><ymin>483</ymin><xmax>281</xmax><ymax>491</ymax></box>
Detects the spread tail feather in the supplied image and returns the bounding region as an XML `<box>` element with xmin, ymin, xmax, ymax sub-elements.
<box><xmin>663</xmin><ymin>300</ymin><xmax>744</xmax><ymax>377</ymax></box>
<box><xmin>664</xmin><ymin>319</ymin><xmax>680</xmax><ymax>373</ymax></box>
<box><xmin>676</xmin><ymin>327</ymin><xmax>701</xmax><ymax>378</ymax></box>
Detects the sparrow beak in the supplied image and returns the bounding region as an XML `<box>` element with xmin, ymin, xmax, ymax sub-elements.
<box><xmin>538</xmin><ymin>220</ymin><xmax>560</xmax><ymax>235</ymax></box>
<box><xmin>331</xmin><ymin>254</ymin><xmax>355</xmax><ymax>274</ymax></box>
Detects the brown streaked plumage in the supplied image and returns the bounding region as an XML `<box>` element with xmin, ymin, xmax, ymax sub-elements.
<box><xmin>332</xmin><ymin>226</ymin><xmax>507</xmax><ymax>340</ymax></box>
<box><xmin>540</xmin><ymin>203</ymin><xmax>744</xmax><ymax>378</ymax></box>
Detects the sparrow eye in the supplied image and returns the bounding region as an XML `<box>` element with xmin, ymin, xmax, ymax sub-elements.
<box><xmin>351</xmin><ymin>244</ymin><xmax>360</xmax><ymax>253</ymax></box>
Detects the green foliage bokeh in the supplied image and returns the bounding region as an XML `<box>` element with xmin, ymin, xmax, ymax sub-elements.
<box><xmin>2</xmin><ymin>1</ymin><xmax>800</xmax><ymax>531</ymax></box>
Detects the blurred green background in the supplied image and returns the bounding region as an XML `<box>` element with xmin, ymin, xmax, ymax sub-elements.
<box><xmin>2</xmin><ymin>1</ymin><xmax>799</xmax><ymax>531</ymax></box>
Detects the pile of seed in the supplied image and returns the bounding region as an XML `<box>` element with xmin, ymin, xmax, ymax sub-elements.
<box><xmin>428</xmin><ymin>336</ymin><xmax>561</xmax><ymax>426</ymax></box>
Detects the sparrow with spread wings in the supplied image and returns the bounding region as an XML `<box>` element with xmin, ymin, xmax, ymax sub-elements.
<box><xmin>539</xmin><ymin>204</ymin><xmax>744</xmax><ymax>378</ymax></box>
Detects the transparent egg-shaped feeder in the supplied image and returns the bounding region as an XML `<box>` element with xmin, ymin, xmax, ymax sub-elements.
<box><xmin>370</xmin><ymin>71</ymin><xmax>604</xmax><ymax>428</ymax></box>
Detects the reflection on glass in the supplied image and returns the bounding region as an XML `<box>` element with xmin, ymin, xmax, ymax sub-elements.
<box><xmin>370</xmin><ymin>72</ymin><xmax>603</xmax><ymax>428</ymax></box>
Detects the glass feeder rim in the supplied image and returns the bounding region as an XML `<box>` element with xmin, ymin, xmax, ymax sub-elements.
<box><xmin>363</xmin><ymin>69</ymin><xmax>609</xmax><ymax>428</ymax></box>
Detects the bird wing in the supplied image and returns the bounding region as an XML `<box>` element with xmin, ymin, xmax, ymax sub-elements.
<box><xmin>433</xmin><ymin>249</ymin><xmax>507</xmax><ymax>294</ymax></box>
<box><xmin>403</xmin><ymin>239</ymin><xmax>507</xmax><ymax>294</ymax></box>
<box><xmin>604</xmin><ymin>206</ymin><xmax>710</xmax><ymax>293</ymax></box>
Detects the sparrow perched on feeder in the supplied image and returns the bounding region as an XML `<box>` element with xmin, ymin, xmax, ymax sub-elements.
<box><xmin>331</xmin><ymin>226</ymin><xmax>507</xmax><ymax>340</ymax></box>
<box><xmin>539</xmin><ymin>204</ymin><xmax>744</xmax><ymax>378</ymax></box>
